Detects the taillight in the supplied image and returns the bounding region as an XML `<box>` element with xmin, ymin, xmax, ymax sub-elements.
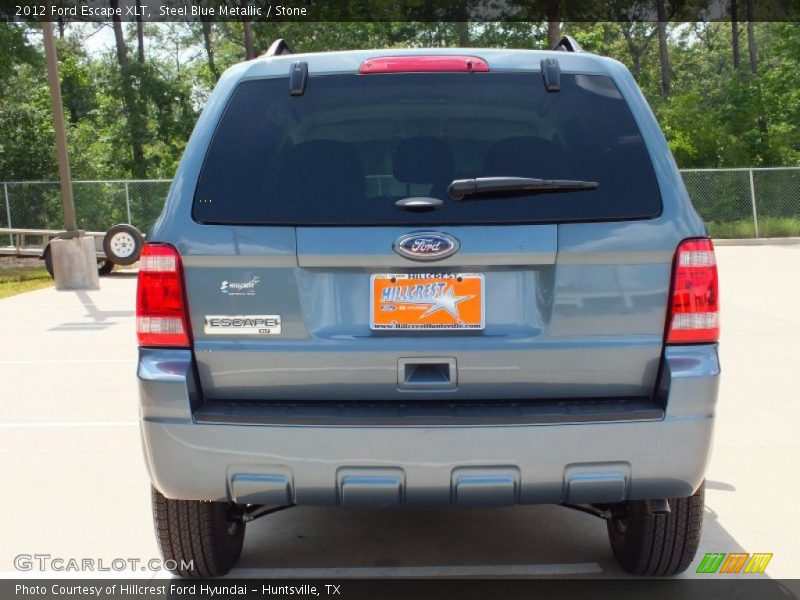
<box><xmin>666</xmin><ymin>238</ymin><xmax>719</xmax><ymax>344</ymax></box>
<box><xmin>359</xmin><ymin>55</ymin><xmax>490</xmax><ymax>74</ymax></box>
<box><xmin>136</xmin><ymin>243</ymin><xmax>191</xmax><ymax>348</ymax></box>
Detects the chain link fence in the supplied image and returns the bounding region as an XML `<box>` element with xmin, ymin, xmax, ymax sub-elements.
<box><xmin>679</xmin><ymin>167</ymin><xmax>800</xmax><ymax>238</ymax></box>
<box><xmin>1</xmin><ymin>169</ymin><xmax>799</xmax><ymax>239</ymax></box>
<box><xmin>0</xmin><ymin>179</ymin><xmax>171</xmax><ymax>235</ymax></box>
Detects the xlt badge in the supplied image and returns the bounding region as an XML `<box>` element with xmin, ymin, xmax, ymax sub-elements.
<box><xmin>204</xmin><ymin>315</ymin><xmax>281</xmax><ymax>335</ymax></box>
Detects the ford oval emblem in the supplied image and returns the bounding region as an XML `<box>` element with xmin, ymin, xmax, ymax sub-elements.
<box><xmin>393</xmin><ymin>231</ymin><xmax>460</xmax><ymax>262</ymax></box>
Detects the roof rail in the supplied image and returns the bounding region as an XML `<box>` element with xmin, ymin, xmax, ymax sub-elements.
<box><xmin>265</xmin><ymin>39</ymin><xmax>293</xmax><ymax>56</ymax></box>
<box><xmin>552</xmin><ymin>35</ymin><xmax>583</xmax><ymax>53</ymax></box>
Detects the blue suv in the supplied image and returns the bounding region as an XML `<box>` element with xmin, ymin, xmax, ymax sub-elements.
<box><xmin>136</xmin><ymin>39</ymin><xmax>720</xmax><ymax>577</ymax></box>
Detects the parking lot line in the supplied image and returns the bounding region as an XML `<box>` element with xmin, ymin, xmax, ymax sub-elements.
<box><xmin>0</xmin><ymin>359</ymin><xmax>135</xmax><ymax>364</ymax></box>
<box><xmin>230</xmin><ymin>563</ymin><xmax>603</xmax><ymax>577</ymax></box>
<box><xmin>0</xmin><ymin>303</ymin><xmax>134</xmax><ymax>307</ymax></box>
<box><xmin>0</xmin><ymin>421</ymin><xmax>138</xmax><ymax>428</ymax></box>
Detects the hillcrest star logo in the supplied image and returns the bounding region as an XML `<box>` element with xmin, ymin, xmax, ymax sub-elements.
<box><xmin>370</xmin><ymin>273</ymin><xmax>484</xmax><ymax>331</ymax></box>
<box><xmin>380</xmin><ymin>280</ymin><xmax>472</xmax><ymax>320</ymax></box>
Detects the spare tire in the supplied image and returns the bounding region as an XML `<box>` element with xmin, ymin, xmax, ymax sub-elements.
<box><xmin>103</xmin><ymin>224</ymin><xmax>143</xmax><ymax>266</ymax></box>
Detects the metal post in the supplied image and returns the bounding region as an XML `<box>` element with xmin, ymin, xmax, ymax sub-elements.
<box><xmin>42</xmin><ymin>18</ymin><xmax>78</xmax><ymax>235</ymax></box>
<box><xmin>42</xmin><ymin>15</ymin><xmax>98</xmax><ymax>290</ymax></box>
<box><xmin>748</xmin><ymin>168</ymin><xmax>760</xmax><ymax>238</ymax></box>
<box><xmin>124</xmin><ymin>180</ymin><xmax>132</xmax><ymax>224</ymax></box>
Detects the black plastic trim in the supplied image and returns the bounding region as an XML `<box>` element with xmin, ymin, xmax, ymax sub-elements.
<box><xmin>540</xmin><ymin>58</ymin><xmax>561</xmax><ymax>92</ymax></box>
<box><xmin>194</xmin><ymin>398</ymin><xmax>664</xmax><ymax>427</ymax></box>
<box><xmin>289</xmin><ymin>61</ymin><xmax>308</xmax><ymax>96</ymax></box>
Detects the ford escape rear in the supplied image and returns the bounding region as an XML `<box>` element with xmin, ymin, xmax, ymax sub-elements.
<box><xmin>138</xmin><ymin>41</ymin><xmax>720</xmax><ymax>577</ymax></box>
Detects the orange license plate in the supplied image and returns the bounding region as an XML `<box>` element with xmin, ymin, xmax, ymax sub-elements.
<box><xmin>370</xmin><ymin>273</ymin><xmax>485</xmax><ymax>330</ymax></box>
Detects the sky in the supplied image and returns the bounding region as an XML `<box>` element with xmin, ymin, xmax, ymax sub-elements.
<box><xmin>81</xmin><ymin>23</ymin><xmax>116</xmax><ymax>55</ymax></box>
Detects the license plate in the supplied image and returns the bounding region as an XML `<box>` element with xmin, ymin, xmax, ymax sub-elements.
<box><xmin>370</xmin><ymin>273</ymin><xmax>484</xmax><ymax>330</ymax></box>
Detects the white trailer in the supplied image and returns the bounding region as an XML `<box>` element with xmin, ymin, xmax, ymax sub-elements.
<box><xmin>0</xmin><ymin>224</ymin><xmax>144</xmax><ymax>276</ymax></box>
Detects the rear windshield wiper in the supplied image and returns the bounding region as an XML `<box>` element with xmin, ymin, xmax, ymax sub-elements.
<box><xmin>448</xmin><ymin>177</ymin><xmax>598</xmax><ymax>201</ymax></box>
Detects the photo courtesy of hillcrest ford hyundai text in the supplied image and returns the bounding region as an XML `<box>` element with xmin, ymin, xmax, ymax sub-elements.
<box><xmin>136</xmin><ymin>39</ymin><xmax>720</xmax><ymax>577</ymax></box>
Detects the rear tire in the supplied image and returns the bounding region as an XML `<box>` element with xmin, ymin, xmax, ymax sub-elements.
<box><xmin>607</xmin><ymin>482</ymin><xmax>704</xmax><ymax>576</ymax></box>
<box><xmin>151</xmin><ymin>487</ymin><xmax>245</xmax><ymax>578</ymax></box>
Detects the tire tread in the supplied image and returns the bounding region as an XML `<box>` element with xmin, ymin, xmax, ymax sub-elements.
<box><xmin>151</xmin><ymin>487</ymin><xmax>244</xmax><ymax>578</ymax></box>
<box><xmin>607</xmin><ymin>482</ymin><xmax>704</xmax><ymax>576</ymax></box>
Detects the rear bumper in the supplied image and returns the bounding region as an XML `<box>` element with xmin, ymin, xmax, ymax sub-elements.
<box><xmin>138</xmin><ymin>345</ymin><xmax>719</xmax><ymax>506</ymax></box>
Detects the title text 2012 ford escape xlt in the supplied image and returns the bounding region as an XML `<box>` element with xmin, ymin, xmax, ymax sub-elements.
<box><xmin>137</xmin><ymin>39</ymin><xmax>720</xmax><ymax>577</ymax></box>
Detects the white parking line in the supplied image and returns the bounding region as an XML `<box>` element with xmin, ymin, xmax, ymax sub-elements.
<box><xmin>230</xmin><ymin>563</ymin><xmax>603</xmax><ymax>577</ymax></box>
<box><xmin>0</xmin><ymin>325</ymin><xmax>129</xmax><ymax>330</ymax></box>
<box><xmin>0</xmin><ymin>571</ymin><xmax>156</xmax><ymax>579</ymax></box>
<box><xmin>0</xmin><ymin>421</ymin><xmax>138</xmax><ymax>428</ymax></box>
<box><xmin>0</xmin><ymin>563</ymin><xmax>604</xmax><ymax>579</ymax></box>
<box><xmin>0</xmin><ymin>359</ymin><xmax>136</xmax><ymax>364</ymax></box>
<box><xmin>0</xmin><ymin>304</ymin><xmax>133</xmax><ymax>307</ymax></box>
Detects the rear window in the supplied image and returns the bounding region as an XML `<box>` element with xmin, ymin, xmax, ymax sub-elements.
<box><xmin>193</xmin><ymin>72</ymin><xmax>661</xmax><ymax>225</ymax></box>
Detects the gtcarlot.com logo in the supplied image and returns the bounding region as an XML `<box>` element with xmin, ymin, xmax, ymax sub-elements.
<box><xmin>696</xmin><ymin>552</ymin><xmax>773</xmax><ymax>574</ymax></box>
<box><xmin>14</xmin><ymin>553</ymin><xmax>193</xmax><ymax>572</ymax></box>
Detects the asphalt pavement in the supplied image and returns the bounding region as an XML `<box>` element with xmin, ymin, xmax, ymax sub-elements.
<box><xmin>0</xmin><ymin>245</ymin><xmax>798</xmax><ymax>579</ymax></box>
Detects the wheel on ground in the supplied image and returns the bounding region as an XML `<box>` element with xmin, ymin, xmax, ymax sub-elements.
<box><xmin>43</xmin><ymin>245</ymin><xmax>55</xmax><ymax>278</ymax></box>
<box><xmin>607</xmin><ymin>482</ymin><xmax>704</xmax><ymax>576</ymax></box>
<box><xmin>151</xmin><ymin>487</ymin><xmax>246</xmax><ymax>578</ymax></box>
<box><xmin>102</xmin><ymin>224</ymin><xmax>143</xmax><ymax>266</ymax></box>
<box><xmin>97</xmin><ymin>259</ymin><xmax>115</xmax><ymax>276</ymax></box>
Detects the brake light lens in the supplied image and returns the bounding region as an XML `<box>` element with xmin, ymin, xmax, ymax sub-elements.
<box><xmin>136</xmin><ymin>244</ymin><xmax>191</xmax><ymax>348</ymax></box>
<box><xmin>666</xmin><ymin>238</ymin><xmax>719</xmax><ymax>344</ymax></box>
<box><xmin>359</xmin><ymin>55</ymin><xmax>490</xmax><ymax>74</ymax></box>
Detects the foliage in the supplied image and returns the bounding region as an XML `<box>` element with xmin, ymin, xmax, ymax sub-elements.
<box><xmin>0</xmin><ymin>20</ymin><xmax>797</xmax><ymax>182</ymax></box>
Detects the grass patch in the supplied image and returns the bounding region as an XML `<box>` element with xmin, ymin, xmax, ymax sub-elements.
<box><xmin>0</xmin><ymin>267</ymin><xmax>53</xmax><ymax>299</ymax></box>
<box><xmin>707</xmin><ymin>217</ymin><xmax>800</xmax><ymax>238</ymax></box>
